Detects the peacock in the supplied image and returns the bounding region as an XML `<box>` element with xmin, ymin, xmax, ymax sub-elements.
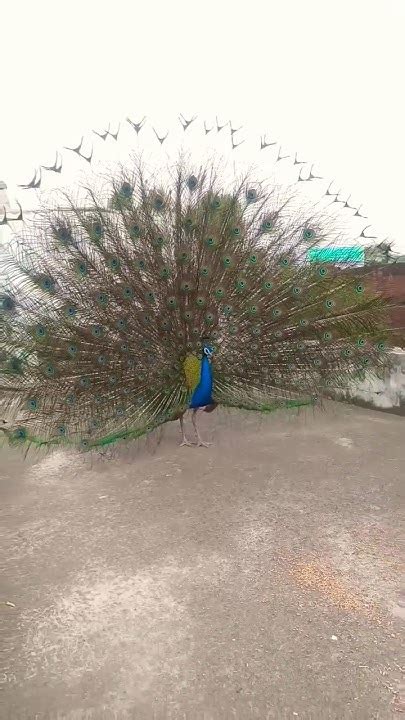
<box><xmin>0</xmin><ymin>114</ymin><xmax>392</xmax><ymax>452</ymax></box>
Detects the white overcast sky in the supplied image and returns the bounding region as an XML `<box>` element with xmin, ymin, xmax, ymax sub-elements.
<box><xmin>1</xmin><ymin>0</ymin><xmax>404</xmax><ymax>249</ymax></box>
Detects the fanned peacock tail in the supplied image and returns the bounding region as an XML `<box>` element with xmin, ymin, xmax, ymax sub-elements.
<box><xmin>0</xmin><ymin>118</ymin><xmax>392</xmax><ymax>451</ymax></box>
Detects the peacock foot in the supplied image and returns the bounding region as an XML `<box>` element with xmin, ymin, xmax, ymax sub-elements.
<box><xmin>197</xmin><ymin>440</ymin><xmax>212</xmax><ymax>448</ymax></box>
<box><xmin>180</xmin><ymin>438</ymin><xmax>194</xmax><ymax>447</ymax></box>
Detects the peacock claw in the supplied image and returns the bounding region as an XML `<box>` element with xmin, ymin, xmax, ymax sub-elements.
<box><xmin>180</xmin><ymin>439</ymin><xmax>194</xmax><ymax>447</ymax></box>
<box><xmin>197</xmin><ymin>440</ymin><xmax>212</xmax><ymax>448</ymax></box>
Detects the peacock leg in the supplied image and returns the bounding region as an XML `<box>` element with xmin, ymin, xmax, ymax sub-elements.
<box><xmin>192</xmin><ymin>408</ymin><xmax>212</xmax><ymax>448</ymax></box>
<box><xmin>179</xmin><ymin>414</ymin><xmax>193</xmax><ymax>447</ymax></box>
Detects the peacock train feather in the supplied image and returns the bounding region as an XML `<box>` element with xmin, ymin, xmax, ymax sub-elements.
<box><xmin>0</xmin><ymin>118</ymin><xmax>392</xmax><ymax>451</ymax></box>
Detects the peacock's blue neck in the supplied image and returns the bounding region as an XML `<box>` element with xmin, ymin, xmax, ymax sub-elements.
<box><xmin>201</xmin><ymin>355</ymin><xmax>213</xmax><ymax>384</ymax></box>
<box><xmin>189</xmin><ymin>354</ymin><xmax>214</xmax><ymax>409</ymax></box>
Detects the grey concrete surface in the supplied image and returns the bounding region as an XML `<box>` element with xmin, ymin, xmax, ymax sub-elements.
<box><xmin>0</xmin><ymin>402</ymin><xmax>404</xmax><ymax>720</ymax></box>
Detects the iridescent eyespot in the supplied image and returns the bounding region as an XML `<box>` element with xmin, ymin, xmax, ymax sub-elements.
<box><xmin>246</xmin><ymin>188</ymin><xmax>257</xmax><ymax>202</ymax></box>
<box><xmin>130</xmin><ymin>224</ymin><xmax>141</xmax><ymax>239</ymax></box>
<box><xmin>167</xmin><ymin>296</ymin><xmax>177</xmax><ymax>308</ymax></box>
<box><xmin>187</xmin><ymin>175</ymin><xmax>198</xmax><ymax>191</ymax></box>
<box><xmin>215</xmin><ymin>288</ymin><xmax>225</xmax><ymax>299</ymax></box>
<box><xmin>108</xmin><ymin>256</ymin><xmax>120</xmax><ymax>271</ymax></box>
<box><xmin>318</xmin><ymin>267</ymin><xmax>327</xmax><ymax>277</ymax></box>
<box><xmin>91</xmin><ymin>325</ymin><xmax>104</xmax><ymax>338</ymax></box>
<box><xmin>262</xmin><ymin>219</ymin><xmax>273</xmax><ymax>232</ymax></box>
<box><xmin>27</xmin><ymin>398</ymin><xmax>38</xmax><ymax>411</ymax></box>
<box><xmin>249</xmin><ymin>254</ymin><xmax>258</xmax><ymax>265</ymax></box>
<box><xmin>153</xmin><ymin>195</ymin><xmax>165</xmax><ymax>211</ymax></box>
<box><xmin>263</xmin><ymin>281</ymin><xmax>273</xmax><ymax>292</ymax></box>
<box><xmin>0</xmin><ymin>295</ymin><xmax>16</xmax><ymax>312</ymax></box>
<box><xmin>211</xmin><ymin>197</ymin><xmax>221</xmax><ymax>210</ymax></box>
<box><xmin>280</xmin><ymin>258</ymin><xmax>289</xmax><ymax>267</ymax></box>
<box><xmin>303</xmin><ymin>228</ymin><xmax>315</xmax><ymax>241</ymax></box>
<box><xmin>205</xmin><ymin>237</ymin><xmax>217</xmax><ymax>248</ymax></box>
<box><xmin>236</xmin><ymin>279</ymin><xmax>247</xmax><ymax>291</ymax></box>
<box><xmin>292</xmin><ymin>287</ymin><xmax>302</xmax><ymax>296</ymax></box>
<box><xmin>200</xmin><ymin>266</ymin><xmax>210</xmax><ymax>277</ymax></box>
<box><xmin>68</xmin><ymin>344</ymin><xmax>77</xmax><ymax>357</ymax></box>
<box><xmin>41</xmin><ymin>276</ymin><xmax>55</xmax><ymax>292</ymax></box>
<box><xmin>323</xmin><ymin>331</ymin><xmax>332</xmax><ymax>341</ymax></box>
<box><xmin>122</xmin><ymin>286</ymin><xmax>133</xmax><ymax>299</ymax></box>
<box><xmin>355</xmin><ymin>284</ymin><xmax>364</xmax><ymax>294</ymax></box>
<box><xmin>97</xmin><ymin>292</ymin><xmax>108</xmax><ymax>306</ymax></box>
<box><xmin>196</xmin><ymin>296</ymin><xmax>206</xmax><ymax>307</ymax></box>
<box><xmin>91</xmin><ymin>221</ymin><xmax>103</xmax><ymax>239</ymax></box>
<box><xmin>36</xmin><ymin>324</ymin><xmax>47</xmax><ymax>338</ymax></box>
<box><xmin>53</xmin><ymin>223</ymin><xmax>72</xmax><ymax>245</ymax></box>
<box><xmin>76</xmin><ymin>262</ymin><xmax>88</xmax><ymax>276</ymax></box>
<box><xmin>273</xmin><ymin>308</ymin><xmax>282</xmax><ymax>317</ymax></box>
<box><xmin>120</xmin><ymin>182</ymin><xmax>133</xmax><ymax>198</ymax></box>
<box><xmin>357</xmin><ymin>338</ymin><xmax>365</xmax><ymax>347</ymax></box>
<box><xmin>223</xmin><ymin>256</ymin><xmax>232</xmax><ymax>267</ymax></box>
<box><xmin>325</xmin><ymin>299</ymin><xmax>335</xmax><ymax>309</ymax></box>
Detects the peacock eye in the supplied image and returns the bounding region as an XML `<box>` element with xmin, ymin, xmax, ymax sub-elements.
<box><xmin>130</xmin><ymin>224</ymin><xmax>141</xmax><ymax>238</ymax></box>
<box><xmin>120</xmin><ymin>182</ymin><xmax>133</xmax><ymax>198</ymax></box>
<box><xmin>0</xmin><ymin>295</ymin><xmax>15</xmax><ymax>312</ymax></box>
<box><xmin>187</xmin><ymin>175</ymin><xmax>198</xmax><ymax>191</ymax></box>
<box><xmin>303</xmin><ymin>228</ymin><xmax>315</xmax><ymax>241</ymax></box>
<box><xmin>262</xmin><ymin>219</ymin><xmax>273</xmax><ymax>232</ymax></box>
<box><xmin>246</xmin><ymin>188</ymin><xmax>257</xmax><ymax>202</ymax></box>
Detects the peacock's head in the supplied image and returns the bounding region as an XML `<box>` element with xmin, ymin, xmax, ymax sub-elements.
<box><xmin>202</xmin><ymin>338</ymin><xmax>215</xmax><ymax>360</ymax></box>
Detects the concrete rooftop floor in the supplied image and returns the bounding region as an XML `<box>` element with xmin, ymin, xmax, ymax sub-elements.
<box><xmin>0</xmin><ymin>401</ymin><xmax>404</xmax><ymax>719</ymax></box>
